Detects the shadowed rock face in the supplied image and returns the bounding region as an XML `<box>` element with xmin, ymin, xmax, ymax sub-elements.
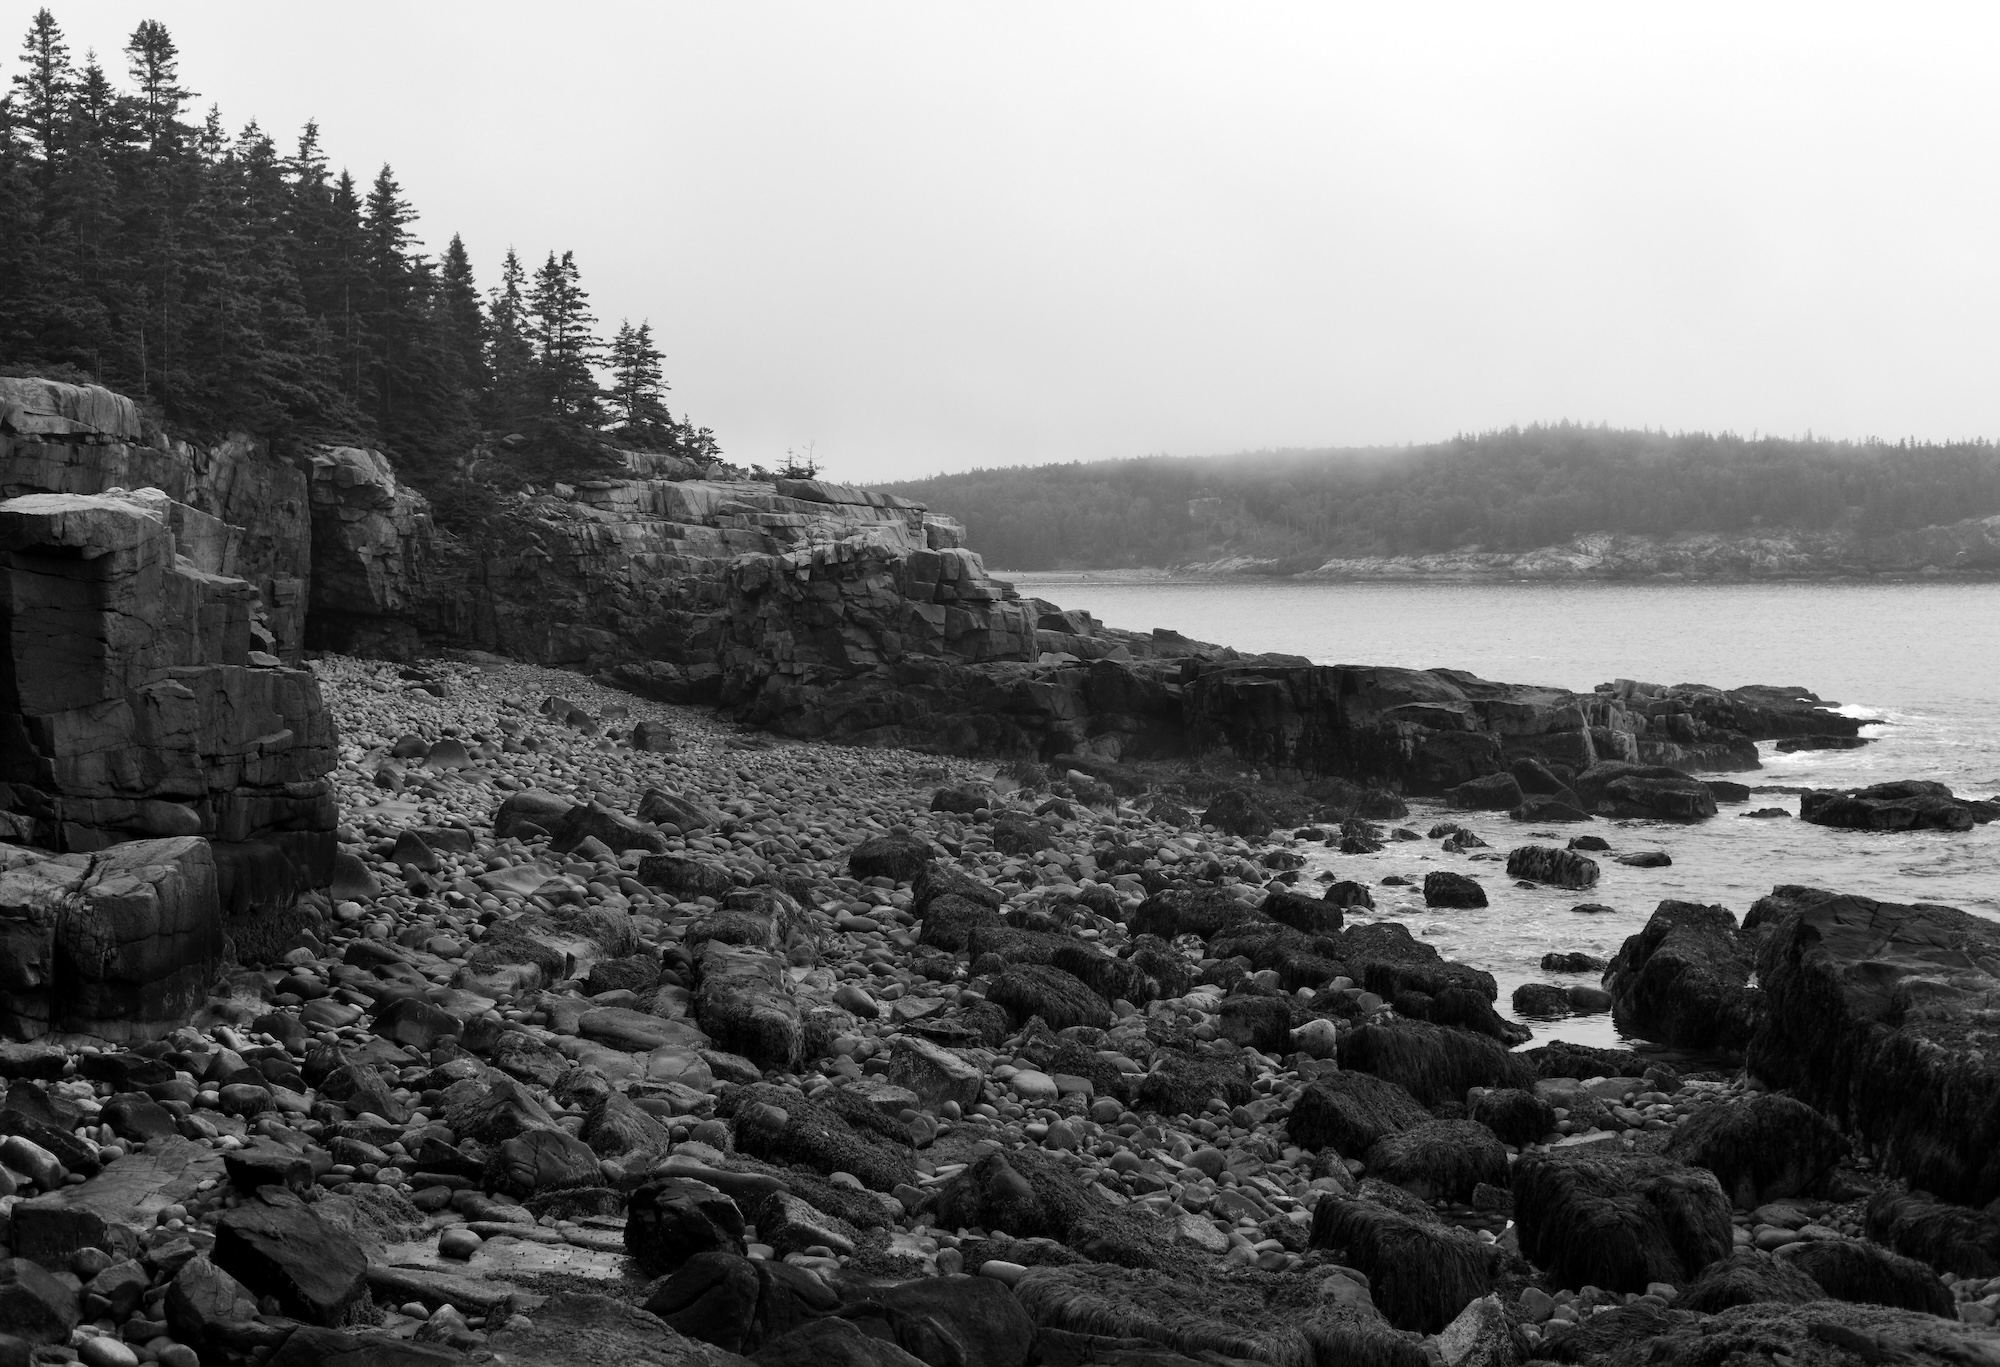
<box><xmin>1747</xmin><ymin>884</ymin><xmax>2000</xmax><ymax>1207</ymax></box>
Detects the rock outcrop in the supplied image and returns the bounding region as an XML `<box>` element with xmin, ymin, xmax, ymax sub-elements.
<box><xmin>1746</xmin><ymin>885</ymin><xmax>2000</xmax><ymax>1207</ymax></box>
<box><xmin>0</xmin><ymin>490</ymin><xmax>337</xmax><ymax>1012</ymax></box>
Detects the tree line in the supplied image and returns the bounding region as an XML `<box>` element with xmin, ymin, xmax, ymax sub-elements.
<box><xmin>879</xmin><ymin>424</ymin><xmax>2000</xmax><ymax>570</ymax></box>
<box><xmin>0</xmin><ymin>9</ymin><xmax>718</xmax><ymax>525</ymax></box>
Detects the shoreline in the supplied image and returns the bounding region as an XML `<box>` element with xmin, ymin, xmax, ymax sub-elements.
<box><xmin>1000</xmin><ymin>566</ymin><xmax>2000</xmax><ymax>585</ymax></box>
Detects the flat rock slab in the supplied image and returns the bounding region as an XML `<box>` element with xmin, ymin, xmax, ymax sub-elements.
<box><xmin>10</xmin><ymin>1137</ymin><xmax>223</xmax><ymax>1263</ymax></box>
<box><xmin>378</xmin><ymin>1231</ymin><xmax>633</xmax><ymax>1295</ymax></box>
<box><xmin>580</xmin><ymin>1008</ymin><xmax>707</xmax><ymax>1053</ymax></box>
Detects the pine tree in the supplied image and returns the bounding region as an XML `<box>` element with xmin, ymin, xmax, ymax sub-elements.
<box><xmin>606</xmin><ymin>318</ymin><xmax>669</xmax><ymax>438</ymax></box>
<box><xmin>527</xmin><ymin>249</ymin><xmax>600</xmax><ymax>421</ymax></box>
<box><xmin>484</xmin><ymin>246</ymin><xmax>535</xmax><ymax>428</ymax></box>
<box><xmin>123</xmin><ymin>18</ymin><xmax>191</xmax><ymax>155</ymax></box>
<box><xmin>12</xmin><ymin>9</ymin><xmax>72</xmax><ymax>168</ymax></box>
<box><xmin>436</xmin><ymin>232</ymin><xmax>485</xmax><ymax>399</ymax></box>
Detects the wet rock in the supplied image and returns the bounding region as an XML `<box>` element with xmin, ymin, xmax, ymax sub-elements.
<box><xmin>695</xmin><ymin>941</ymin><xmax>802</xmax><ymax>1069</ymax></box>
<box><xmin>483</xmin><ymin>1288</ymin><xmax>741</xmax><ymax>1366</ymax></box>
<box><xmin>1571</xmin><ymin>762</ymin><xmax>1719</xmax><ymax>822</ymax></box>
<box><xmin>1663</xmin><ymin>1092</ymin><xmax>1849</xmax><ymax>1206</ymax></box>
<box><xmin>492</xmin><ymin>788</ymin><xmax>574</xmax><ymax>840</ymax></box>
<box><xmin>752</xmin><ymin>1316</ymin><xmax>928</xmax><ymax>1366</ymax></box>
<box><xmin>1511</xmin><ymin>983</ymin><xmax>1571</xmax><ymax>1019</ymax></box>
<box><xmin>494</xmin><ymin>1126</ymin><xmax>602</xmax><ymax>1193</ymax></box>
<box><xmin>549</xmin><ymin>800</ymin><xmax>668</xmax><ymax>856</ymax></box>
<box><xmin>1504</xmin><ymin>845</ymin><xmax>1599</xmax><ymax>890</ymax></box>
<box><xmin>1200</xmin><ymin>789</ymin><xmax>1276</xmax><ymax>839</ymax></box>
<box><xmin>1261</xmin><ymin>887</ymin><xmax>1345</xmax><ymax>935</ymax></box>
<box><xmin>164</xmin><ymin>1255</ymin><xmax>277</xmax><ymax>1356</ymax></box>
<box><xmin>1616</xmin><ymin>850</ymin><xmax>1673</xmax><ymax>867</ymax></box>
<box><xmin>1288</xmin><ymin>1071</ymin><xmax>1430</xmax><ymax>1153</ymax></box>
<box><xmin>1133</xmin><ymin>1051</ymin><xmax>1252</xmax><ymax>1118</ymax></box>
<box><xmin>1509</xmin><ymin>797</ymin><xmax>1592</xmax><ymax>822</ymax></box>
<box><xmin>1127</xmin><ymin>887</ymin><xmax>1257</xmax><ymax>941</ymax></box>
<box><xmin>1747</xmin><ymin>885</ymin><xmax>2000</xmax><ymax>1207</ymax></box>
<box><xmin>637</xmin><ymin>854</ymin><xmax>737</xmax><ymax>901</ymax></box>
<box><xmin>1511</xmin><ymin>1148</ymin><xmax>1732</xmax><ymax>1292</ymax></box>
<box><xmin>1322</xmin><ymin>880</ymin><xmax>1375</xmax><ymax>911</ymax></box>
<box><xmin>1864</xmin><ymin>1191</ymin><xmax>2000</xmax><ymax>1278</ymax></box>
<box><xmin>1540</xmin><ymin>951</ymin><xmax>1603</xmax><ymax>972</ymax></box>
<box><xmin>1800</xmin><ymin>780</ymin><xmax>1990</xmax><ymax>832</ymax></box>
<box><xmin>1216</xmin><ymin>994</ymin><xmax>1293</xmax><ymax>1052</ymax></box>
<box><xmin>1604</xmin><ymin>899</ymin><xmax>1758</xmax><ymax>1051</ymax></box>
<box><xmin>1448</xmin><ymin>774</ymin><xmax>1524</xmax><ymax>811</ymax></box>
<box><xmin>835</xmin><ymin>1275</ymin><xmax>1036</xmax><ymax>1367</ymax></box>
<box><xmin>1423</xmin><ymin>871</ymin><xmax>1487</xmax><ymax>909</ymax></box>
<box><xmin>0</xmin><ymin>1256</ymin><xmax>76</xmax><ymax>1345</ymax></box>
<box><xmin>887</xmin><ymin>1035</ymin><xmax>983</xmax><ymax>1112</ymax></box>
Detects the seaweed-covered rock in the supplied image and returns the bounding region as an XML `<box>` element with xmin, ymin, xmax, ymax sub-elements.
<box><xmin>1511</xmin><ymin>1148</ymin><xmax>1732</xmax><ymax>1293</ymax></box>
<box><xmin>1012</xmin><ymin>1260</ymin><xmax>1423</xmax><ymax>1367</ymax></box>
<box><xmin>1287</xmin><ymin>1072</ymin><xmax>1430</xmax><ymax>1155</ymax></box>
<box><xmin>1134</xmin><ymin>1051</ymin><xmax>1253</xmax><ymax>1119</ymax></box>
<box><xmin>1127</xmin><ymin>887</ymin><xmax>1257</xmax><ymax>941</ymax></box>
<box><xmin>1675</xmin><ymin>1248</ymin><xmax>1822</xmax><ymax>1313</ymax></box>
<box><xmin>1747</xmin><ymin>885</ymin><xmax>2000</xmax><ymax>1208</ymax></box>
<box><xmin>1309</xmin><ymin>1196</ymin><xmax>1495</xmax><ymax>1334</ymax></box>
<box><xmin>1604</xmin><ymin>900</ymin><xmax>1758</xmax><ymax>1051</ymax></box>
<box><xmin>1337</xmin><ymin>1021</ymin><xmax>1533</xmax><ymax>1108</ymax></box>
<box><xmin>1584</xmin><ymin>1300</ymin><xmax>2000</xmax><ymax>1367</ymax></box>
<box><xmin>1364</xmin><ymin>1120</ymin><xmax>1509</xmax><ymax>1203</ymax></box>
<box><xmin>721</xmin><ymin>1084</ymin><xmax>914</xmax><ymax>1193</ymax></box>
<box><xmin>986</xmin><ymin>964</ymin><xmax>1112</xmax><ymax>1032</ymax></box>
<box><xmin>1786</xmin><ymin>1238</ymin><xmax>1956</xmax><ymax>1318</ymax></box>
<box><xmin>643</xmin><ymin>1251</ymin><xmax>841</xmax><ymax>1356</ymax></box>
<box><xmin>1663</xmin><ymin>1093</ymin><xmax>1849</xmax><ymax>1206</ymax></box>
<box><xmin>932</xmin><ymin>1148</ymin><xmax>1179</xmax><ymax>1269</ymax></box>
<box><xmin>1200</xmin><ymin>790</ymin><xmax>1276</xmax><ymax>841</ymax></box>
<box><xmin>695</xmin><ymin>941</ymin><xmax>802</xmax><ymax>1069</ymax></box>
<box><xmin>918</xmin><ymin>894</ymin><xmax>1006</xmax><ymax>953</ymax></box>
<box><xmin>1262</xmin><ymin>889</ymin><xmax>1345</xmax><ymax>935</ymax></box>
<box><xmin>1865</xmin><ymin>1191</ymin><xmax>2000</xmax><ymax>1278</ymax></box>
<box><xmin>1217</xmin><ymin>994</ymin><xmax>1294</xmax><ymax>1052</ymax></box>
<box><xmin>1467</xmin><ymin>1089</ymin><xmax>1556</xmax><ymax>1147</ymax></box>
<box><xmin>1505</xmin><ymin>846</ymin><xmax>1599</xmax><ymax>890</ymax></box>
<box><xmin>848</xmin><ymin>834</ymin><xmax>931</xmax><ymax>883</ymax></box>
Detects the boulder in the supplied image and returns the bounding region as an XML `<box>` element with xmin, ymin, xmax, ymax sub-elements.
<box><xmin>481</xmin><ymin>1289</ymin><xmax>740</xmax><ymax>1367</ymax></box>
<box><xmin>1468</xmin><ymin>1089</ymin><xmax>1556</xmax><ymax>1147</ymax></box>
<box><xmin>492</xmin><ymin>789</ymin><xmax>573</xmax><ymax>841</ymax></box>
<box><xmin>644</xmin><ymin>1251</ymin><xmax>841</xmax><ymax>1356</ymax></box>
<box><xmin>1287</xmin><ymin>1071</ymin><xmax>1430</xmax><ymax>1155</ymax></box>
<box><xmin>1338</xmin><ymin>1021</ymin><xmax>1532</xmax><ymax>1108</ymax></box>
<box><xmin>1126</xmin><ymin>887</ymin><xmax>1257</xmax><ymax>941</ymax></box>
<box><xmin>1676</xmin><ymin>1249</ymin><xmax>1823</xmax><ymax>1313</ymax></box>
<box><xmin>833</xmin><ymin>1275</ymin><xmax>1035</xmax><ymax>1367</ymax></box>
<box><xmin>1785</xmin><ymin>1238</ymin><xmax>1955</xmax><ymax>1318</ymax></box>
<box><xmin>1423</xmin><ymin>872</ymin><xmax>1487</xmax><ymax>909</ymax></box>
<box><xmin>1364</xmin><ymin>1119</ymin><xmax>1510</xmax><ymax>1202</ymax></box>
<box><xmin>0</xmin><ymin>1256</ymin><xmax>76</xmax><ymax>1345</ymax></box>
<box><xmin>1309</xmin><ymin>1195</ymin><xmax>1495</xmax><ymax>1334</ymax></box>
<box><xmin>1508</xmin><ymin>797</ymin><xmax>1592</xmax><ymax>823</ymax></box>
<box><xmin>213</xmin><ymin>1192</ymin><xmax>369</xmax><ymax>1326</ymax></box>
<box><xmin>0</xmin><ymin>838</ymin><xmax>224</xmax><ymax>1042</ymax></box>
<box><xmin>1800</xmin><ymin>781</ymin><xmax>1989</xmax><ymax>832</ymax></box>
<box><xmin>1200</xmin><ymin>789</ymin><xmax>1275</xmax><ymax>840</ymax></box>
<box><xmin>1504</xmin><ymin>846</ymin><xmax>1599</xmax><ymax>890</ymax></box>
<box><xmin>695</xmin><ymin>941</ymin><xmax>802</xmax><ymax>1070</ymax></box>
<box><xmin>1571</xmin><ymin>762</ymin><xmax>1718</xmax><ymax>822</ymax></box>
<box><xmin>1603</xmin><ymin>900</ymin><xmax>1758</xmax><ymax>1051</ymax></box>
<box><xmin>548</xmin><ymin>801</ymin><xmax>667</xmax><ymax>856</ymax></box>
<box><xmin>986</xmin><ymin>964</ymin><xmax>1111</xmax><ymax>1032</ymax></box>
<box><xmin>751</xmin><ymin>1316</ymin><xmax>927</xmax><ymax>1366</ymax></box>
<box><xmin>1865</xmin><ymin>1191</ymin><xmax>2000</xmax><ymax>1278</ymax></box>
<box><xmin>1746</xmin><ymin>885</ymin><xmax>2000</xmax><ymax>1207</ymax></box>
<box><xmin>1511</xmin><ymin>1148</ymin><xmax>1732</xmax><ymax>1292</ymax></box>
<box><xmin>624</xmin><ymin>1177</ymin><xmax>746</xmax><ymax>1276</ymax></box>
<box><xmin>1662</xmin><ymin>1093</ymin><xmax>1849</xmax><ymax>1207</ymax></box>
<box><xmin>1448</xmin><ymin>774</ymin><xmax>1524</xmax><ymax>811</ymax></box>
<box><xmin>848</xmin><ymin>835</ymin><xmax>931</xmax><ymax>883</ymax></box>
<box><xmin>1262</xmin><ymin>888</ymin><xmax>1345</xmax><ymax>935</ymax></box>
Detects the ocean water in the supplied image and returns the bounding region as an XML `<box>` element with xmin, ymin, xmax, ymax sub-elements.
<box><xmin>1009</xmin><ymin>575</ymin><xmax>2000</xmax><ymax>1057</ymax></box>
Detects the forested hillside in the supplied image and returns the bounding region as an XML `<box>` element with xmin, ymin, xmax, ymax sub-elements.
<box><xmin>0</xmin><ymin>9</ymin><xmax>717</xmax><ymax>524</ymax></box>
<box><xmin>880</xmin><ymin>425</ymin><xmax>2000</xmax><ymax>570</ymax></box>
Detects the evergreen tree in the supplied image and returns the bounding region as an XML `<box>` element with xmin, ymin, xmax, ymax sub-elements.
<box><xmin>123</xmin><ymin>18</ymin><xmax>190</xmax><ymax>155</ymax></box>
<box><xmin>12</xmin><ymin>9</ymin><xmax>71</xmax><ymax>167</ymax></box>
<box><xmin>527</xmin><ymin>249</ymin><xmax>600</xmax><ymax>421</ymax></box>
<box><xmin>436</xmin><ymin>233</ymin><xmax>485</xmax><ymax>400</ymax></box>
<box><xmin>606</xmin><ymin>318</ymin><xmax>669</xmax><ymax>437</ymax></box>
<box><xmin>484</xmin><ymin>246</ymin><xmax>535</xmax><ymax>428</ymax></box>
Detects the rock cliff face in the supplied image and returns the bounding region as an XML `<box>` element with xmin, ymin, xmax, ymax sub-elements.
<box><xmin>0</xmin><ymin>490</ymin><xmax>337</xmax><ymax>951</ymax></box>
<box><xmin>0</xmin><ymin>378</ymin><xmax>312</xmax><ymax>659</ymax></box>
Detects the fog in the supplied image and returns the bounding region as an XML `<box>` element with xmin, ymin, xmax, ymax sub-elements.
<box><xmin>50</xmin><ymin>3</ymin><xmax>2000</xmax><ymax>481</ymax></box>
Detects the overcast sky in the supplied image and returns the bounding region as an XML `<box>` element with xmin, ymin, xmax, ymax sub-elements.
<box><xmin>40</xmin><ymin>3</ymin><xmax>2000</xmax><ymax>481</ymax></box>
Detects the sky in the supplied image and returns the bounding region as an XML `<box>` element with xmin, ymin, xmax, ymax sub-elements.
<box><xmin>29</xmin><ymin>3</ymin><xmax>2000</xmax><ymax>482</ymax></box>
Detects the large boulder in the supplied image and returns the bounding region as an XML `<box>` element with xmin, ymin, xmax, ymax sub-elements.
<box><xmin>1662</xmin><ymin>1093</ymin><xmax>1850</xmax><ymax>1206</ymax></box>
<box><xmin>1865</xmin><ymin>1191</ymin><xmax>2000</xmax><ymax>1278</ymax></box>
<box><xmin>0</xmin><ymin>837</ymin><xmax>224</xmax><ymax>1042</ymax></box>
<box><xmin>1603</xmin><ymin>900</ymin><xmax>1758</xmax><ymax>1050</ymax></box>
<box><xmin>212</xmin><ymin>1191</ymin><xmax>369</xmax><ymax>1326</ymax></box>
<box><xmin>1505</xmin><ymin>845</ymin><xmax>1599</xmax><ymax>890</ymax></box>
<box><xmin>1800</xmin><ymin>781</ymin><xmax>1993</xmax><ymax>832</ymax></box>
<box><xmin>1511</xmin><ymin>1148</ymin><xmax>1732</xmax><ymax>1292</ymax></box>
<box><xmin>1309</xmin><ymin>1194</ymin><xmax>1496</xmax><ymax>1334</ymax></box>
<box><xmin>1571</xmin><ymin>762</ymin><xmax>1718</xmax><ymax>822</ymax></box>
<box><xmin>1337</xmin><ymin>1021</ymin><xmax>1532</xmax><ymax>1108</ymax></box>
<box><xmin>1746</xmin><ymin>885</ymin><xmax>2000</xmax><ymax>1207</ymax></box>
<box><xmin>1785</xmin><ymin>1238</ymin><xmax>1956</xmax><ymax>1318</ymax></box>
<box><xmin>1363</xmin><ymin>1119</ymin><xmax>1509</xmax><ymax>1203</ymax></box>
<box><xmin>1422</xmin><ymin>872</ymin><xmax>1487</xmax><ymax>909</ymax></box>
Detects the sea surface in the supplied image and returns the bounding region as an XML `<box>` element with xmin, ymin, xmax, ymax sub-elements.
<box><xmin>1008</xmin><ymin>575</ymin><xmax>2000</xmax><ymax>1058</ymax></box>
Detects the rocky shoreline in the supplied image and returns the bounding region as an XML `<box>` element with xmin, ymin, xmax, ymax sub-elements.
<box><xmin>0</xmin><ymin>657</ymin><xmax>1996</xmax><ymax>1366</ymax></box>
<box><xmin>2</xmin><ymin>375</ymin><xmax>1999</xmax><ymax>1366</ymax></box>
